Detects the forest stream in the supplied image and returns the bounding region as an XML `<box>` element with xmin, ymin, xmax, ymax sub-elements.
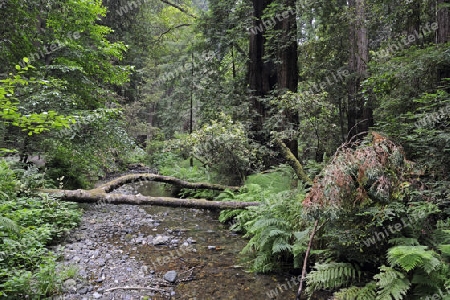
<box><xmin>54</xmin><ymin>181</ymin><xmax>304</xmax><ymax>300</ymax></box>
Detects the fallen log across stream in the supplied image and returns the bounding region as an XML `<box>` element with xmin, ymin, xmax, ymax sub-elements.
<box><xmin>41</xmin><ymin>173</ymin><xmax>260</xmax><ymax>210</ymax></box>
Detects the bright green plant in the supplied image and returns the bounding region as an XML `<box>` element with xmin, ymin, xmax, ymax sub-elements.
<box><xmin>218</xmin><ymin>165</ymin><xmax>309</xmax><ymax>272</ymax></box>
<box><xmin>0</xmin><ymin>159</ymin><xmax>81</xmax><ymax>298</ymax></box>
<box><xmin>0</xmin><ymin>62</ymin><xmax>74</xmax><ymax>136</ymax></box>
<box><xmin>170</xmin><ymin>113</ymin><xmax>262</xmax><ymax>184</ymax></box>
<box><xmin>0</xmin><ymin>160</ymin><xmax>17</xmax><ymax>200</ymax></box>
<box><xmin>43</xmin><ymin>116</ymin><xmax>138</xmax><ymax>188</ymax></box>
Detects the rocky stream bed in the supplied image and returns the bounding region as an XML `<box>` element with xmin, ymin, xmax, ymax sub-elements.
<box><xmin>50</xmin><ymin>182</ymin><xmax>303</xmax><ymax>300</ymax></box>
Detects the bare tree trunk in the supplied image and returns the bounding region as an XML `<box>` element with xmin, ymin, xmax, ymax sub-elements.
<box><xmin>94</xmin><ymin>173</ymin><xmax>240</xmax><ymax>193</ymax></box>
<box><xmin>437</xmin><ymin>0</ymin><xmax>450</xmax><ymax>43</ymax></box>
<box><xmin>248</xmin><ymin>0</ymin><xmax>275</xmax><ymax>147</ymax></box>
<box><xmin>296</xmin><ymin>220</ymin><xmax>319</xmax><ymax>300</ymax></box>
<box><xmin>40</xmin><ymin>174</ymin><xmax>257</xmax><ymax>210</ymax></box>
<box><xmin>42</xmin><ymin>189</ymin><xmax>259</xmax><ymax>210</ymax></box>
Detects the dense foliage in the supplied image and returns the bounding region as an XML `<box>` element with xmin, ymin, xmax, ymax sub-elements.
<box><xmin>0</xmin><ymin>160</ymin><xmax>81</xmax><ymax>298</ymax></box>
<box><xmin>1</xmin><ymin>0</ymin><xmax>449</xmax><ymax>299</ymax></box>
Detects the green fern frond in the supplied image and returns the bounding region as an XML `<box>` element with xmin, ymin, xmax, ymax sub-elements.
<box><xmin>374</xmin><ymin>266</ymin><xmax>410</xmax><ymax>300</ymax></box>
<box><xmin>387</xmin><ymin>246</ymin><xmax>440</xmax><ymax>273</ymax></box>
<box><xmin>251</xmin><ymin>217</ymin><xmax>290</xmax><ymax>231</ymax></box>
<box><xmin>0</xmin><ymin>216</ymin><xmax>20</xmax><ymax>234</ymax></box>
<box><xmin>267</xmin><ymin>228</ymin><xmax>290</xmax><ymax>239</ymax></box>
<box><xmin>306</xmin><ymin>262</ymin><xmax>358</xmax><ymax>294</ymax></box>
<box><xmin>411</xmin><ymin>267</ymin><xmax>448</xmax><ymax>295</ymax></box>
<box><xmin>272</xmin><ymin>237</ymin><xmax>293</xmax><ymax>254</ymax></box>
<box><xmin>334</xmin><ymin>282</ymin><xmax>377</xmax><ymax>300</ymax></box>
<box><xmin>218</xmin><ymin>208</ymin><xmax>243</xmax><ymax>223</ymax></box>
<box><xmin>216</xmin><ymin>189</ymin><xmax>237</xmax><ymax>201</ymax></box>
<box><xmin>439</xmin><ymin>244</ymin><xmax>450</xmax><ymax>256</ymax></box>
<box><xmin>252</xmin><ymin>251</ymin><xmax>274</xmax><ymax>272</ymax></box>
<box><xmin>258</xmin><ymin>226</ymin><xmax>290</xmax><ymax>250</ymax></box>
<box><xmin>388</xmin><ymin>237</ymin><xmax>420</xmax><ymax>246</ymax></box>
<box><xmin>294</xmin><ymin>228</ymin><xmax>311</xmax><ymax>242</ymax></box>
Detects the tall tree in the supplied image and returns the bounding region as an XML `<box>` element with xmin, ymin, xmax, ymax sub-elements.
<box><xmin>347</xmin><ymin>0</ymin><xmax>371</xmax><ymax>139</ymax></box>
<box><xmin>437</xmin><ymin>0</ymin><xmax>450</xmax><ymax>85</ymax></box>
<box><xmin>277</xmin><ymin>0</ymin><xmax>299</xmax><ymax>158</ymax></box>
<box><xmin>248</xmin><ymin>0</ymin><xmax>275</xmax><ymax>149</ymax></box>
<box><xmin>248</xmin><ymin>0</ymin><xmax>299</xmax><ymax>158</ymax></box>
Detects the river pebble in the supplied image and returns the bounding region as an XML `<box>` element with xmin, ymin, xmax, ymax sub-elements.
<box><xmin>53</xmin><ymin>203</ymin><xmax>194</xmax><ymax>300</ymax></box>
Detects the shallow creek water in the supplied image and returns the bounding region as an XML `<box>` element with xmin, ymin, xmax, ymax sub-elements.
<box><xmin>119</xmin><ymin>181</ymin><xmax>303</xmax><ymax>299</ymax></box>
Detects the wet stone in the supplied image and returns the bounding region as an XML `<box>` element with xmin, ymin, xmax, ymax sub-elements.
<box><xmin>78</xmin><ymin>287</ymin><xmax>88</xmax><ymax>295</ymax></box>
<box><xmin>152</xmin><ymin>235</ymin><xmax>170</xmax><ymax>245</ymax></box>
<box><xmin>164</xmin><ymin>270</ymin><xmax>178</xmax><ymax>283</ymax></box>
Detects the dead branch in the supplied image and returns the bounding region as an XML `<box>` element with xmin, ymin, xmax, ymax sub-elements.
<box><xmin>157</xmin><ymin>23</ymin><xmax>192</xmax><ymax>42</ymax></box>
<box><xmin>296</xmin><ymin>220</ymin><xmax>319</xmax><ymax>300</ymax></box>
<box><xmin>95</xmin><ymin>173</ymin><xmax>240</xmax><ymax>193</ymax></box>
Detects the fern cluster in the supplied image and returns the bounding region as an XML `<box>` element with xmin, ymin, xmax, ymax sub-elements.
<box><xmin>218</xmin><ymin>166</ymin><xmax>309</xmax><ymax>272</ymax></box>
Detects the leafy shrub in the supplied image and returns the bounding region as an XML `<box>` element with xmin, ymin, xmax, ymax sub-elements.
<box><xmin>170</xmin><ymin>113</ymin><xmax>262</xmax><ymax>184</ymax></box>
<box><xmin>0</xmin><ymin>160</ymin><xmax>17</xmax><ymax>200</ymax></box>
<box><xmin>0</xmin><ymin>159</ymin><xmax>81</xmax><ymax>298</ymax></box>
<box><xmin>44</xmin><ymin>115</ymin><xmax>138</xmax><ymax>188</ymax></box>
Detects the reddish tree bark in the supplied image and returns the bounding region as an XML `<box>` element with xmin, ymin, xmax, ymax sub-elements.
<box><xmin>347</xmin><ymin>0</ymin><xmax>372</xmax><ymax>140</ymax></box>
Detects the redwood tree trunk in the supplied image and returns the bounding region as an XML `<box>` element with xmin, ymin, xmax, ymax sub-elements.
<box><xmin>437</xmin><ymin>0</ymin><xmax>450</xmax><ymax>86</ymax></box>
<box><xmin>347</xmin><ymin>0</ymin><xmax>372</xmax><ymax>140</ymax></box>
<box><xmin>277</xmin><ymin>0</ymin><xmax>299</xmax><ymax>159</ymax></box>
<box><xmin>248</xmin><ymin>0</ymin><xmax>275</xmax><ymax>146</ymax></box>
<box><xmin>248</xmin><ymin>0</ymin><xmax>300</xmax><ymax>159</ymax></box>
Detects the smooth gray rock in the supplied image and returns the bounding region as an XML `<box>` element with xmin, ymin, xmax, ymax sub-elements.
<box><xmin>63</xmin><ymin>278</ymin><xmax>77</xmax><ymax>291</ymax></box>
<box><xmin>152</xmin><ymin>235</ymin><xmax>170</xmax><ymax>245</ymax></box>
<box><xmin>78</xmin><ymin>286</ymin><xmax>88</xmax><ymax>294</ymax></box>
<box><xmin>164</xmin><ymin>270</ymin><xmax>178</xmax><ymax>283</ymax></box>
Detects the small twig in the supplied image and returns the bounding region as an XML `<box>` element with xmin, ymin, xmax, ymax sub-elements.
<box><xmin>296</xmin><ymin>219</ymin><xmax>319</xmax><ymax>300</ymax></box>
<box><xmin>104</xmin><ymin>286</ymin><xmax>167</xmax><ymax>293</ymax></box>
<box><xmin>178</xmin><ymin>266</ymin><xmax>195</xmax><ymax>275</ymax></box>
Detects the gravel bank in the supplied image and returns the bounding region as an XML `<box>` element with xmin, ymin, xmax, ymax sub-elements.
<box><xmin>53</xmin><ymin>202</ymin><xmax>197</xmax><ymax>300</ymax></box>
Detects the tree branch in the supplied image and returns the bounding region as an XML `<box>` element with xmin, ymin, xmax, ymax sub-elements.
<box><xmin>275</xmin><ymin>139</ymin><xmax>313</xmax><ymax>184</ymax></box>
<box><xmin>159</xmin><ymin>0</ymin><xmax>197</xmax><ymax>18</ymax></box>
<box><xmin>296</xmin><ymin>219</ymin><xmax>319</xmax><ymax>300</ymax></box>
<box><xmin>39</xmin><ymin>173</ymin><xmax>254</xmax><ymax>210</ymax></box>
<box><xmin>93</xmin><ymin>173</ymin><xmax>240</xmax><ymax>193</ymax></box>
<box><xmin>157</xmin><ymin>23</ymin><xmax>192</xmax><ymax>42</ymax></box>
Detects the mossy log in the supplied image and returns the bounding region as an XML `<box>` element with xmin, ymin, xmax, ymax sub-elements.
<box><xmin>275</xmin><ymin>139</ymin><xmax>313</xmax><ymax>185</ymax></box>
<box><xmin>40</xmin><ymin>174</ymin><xmax>257</xmax><ymax>210</ymax></box>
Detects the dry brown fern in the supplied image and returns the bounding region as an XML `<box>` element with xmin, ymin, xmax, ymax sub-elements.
<box><xmin>303</xmin><ymin>132</ymin><xmax>413</xmax><ymax>211</ymax></box>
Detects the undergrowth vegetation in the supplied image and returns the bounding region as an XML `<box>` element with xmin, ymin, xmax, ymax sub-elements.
<box><xmin>218</xmin><ymin>165</ymin><xmax>310</xmax><ymax>272</ymax></box>
<box><xmin>0</xmin><ymin>159</ymin><xmax>81</xmax><ymax>298</ymax></box>
<box><xmin>216</xmin><ymin>133</ymin><xmax>450</xmax><ymax>299</ymax></box>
